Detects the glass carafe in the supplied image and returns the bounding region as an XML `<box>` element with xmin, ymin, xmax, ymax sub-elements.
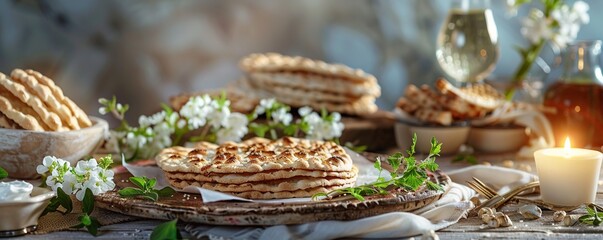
<box><xmin>436</xmin><ymin>0</ymin><xmax>499</xmax><ymax>84</ymax></box>
<box><xmin>543</xmin><ymin>40</ymin><xmax>603</xmax><ymax>148</ymax></box>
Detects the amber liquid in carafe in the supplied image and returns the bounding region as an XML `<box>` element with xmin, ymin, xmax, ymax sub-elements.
<box><xmin>543</xmin><ymin>82</ymin><xmax>603</xmax><ymax>148</ymax></box>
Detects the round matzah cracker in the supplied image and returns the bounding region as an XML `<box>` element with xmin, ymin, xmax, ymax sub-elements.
<box><xmin>156</xmin><ymin>137</ymin><xmax>354</xmax><ymax>174</ymax></box>
<box><xmin>240</xmin><ymin>53</ymin><xmax>378</xmax><ymax>85</ymax></box>
<box><xmin>25</xmin><ymin>69</ymin><xmax>92</xmax><ymax>128</ymax></box>
<box><xmin>11</xmin><ymin>69</ymin><xmax>81</xmax><ymax>130</ymax></box>
<box><xmin>167</xmin><ymin>175</ymin><xmax>357</xmax><ymax>193</ymax></box>
<box><xmin>164</xmin><ymin>166</ymin><xmax>358</xmax><ymax>184</ymax></box>
<box><xmin>0</xmin><ymin>87</ymin><xmax>48</xmax><ymax>131</ymax></box>
<box><xmin>169</xmin><ymin>181</ymin><xmax>354</xmax><ymax>199</ymax></box>
<box><xmin>248</xmin><ymin>71</ymin><xmax>380</xmax><ymax>98</ymax></box>
<box><xmin>0</xmin><ymin>74</ymin><xmax>64</xmax><ymax>131</ymax></box>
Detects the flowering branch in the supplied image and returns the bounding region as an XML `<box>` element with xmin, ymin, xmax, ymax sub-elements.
<box><xmin>99</xmin><ymin>95</ymin><xmax>346</xmax><ymax>161</ymax></box>
<box><xmin>38</xmin><ymin>155</ymin><xmax>115</xmax><ymax>236</ymax></box>
<box><xmin>505</xmin><ymin>0</ymin><xmax>589</xmax><ymax>99</ymax></box>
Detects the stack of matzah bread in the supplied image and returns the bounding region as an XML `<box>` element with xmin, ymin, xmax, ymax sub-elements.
<box><xmin>0</xmin><ymin>69</ymin><xmax>91</xmax><ymax>131</ymax></box>
<box><xmin>156</xmin><ymin>137</ymin><xmax>358</xmax><ymax>199</ymax></box>
<box><xmin>236</xmin><ymin>53</ymin><xmax>381</xmax><ymax>116</ymax></box>
<box><xmin>396</xmin><ymin>78</ymin><xmax>505</xmax><ymax>125</ymax></box>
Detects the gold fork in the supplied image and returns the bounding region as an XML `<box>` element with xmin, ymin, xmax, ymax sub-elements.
<box><xmin>469</xmin><ymin>177</ymin><xmax>603</xmax><ymax>212</ymax></box>
<box><xmin>471</xmin><ymin>181</ymin><xmax>540</xmax><ymax>213</ymax></box>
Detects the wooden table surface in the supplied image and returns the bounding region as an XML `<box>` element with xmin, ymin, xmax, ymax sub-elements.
<box><xmin>14</xmin><ymin>152</ymin><xmax>603</xmax><ymax>239</ymax></box>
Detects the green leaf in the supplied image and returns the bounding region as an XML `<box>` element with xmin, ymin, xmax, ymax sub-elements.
<box><xmin>419</xmin><ymin>158</ymin><xmax>439</xmax><ymax>172</ymax></box>
<box><xmin>373</xmin><ymin>157</ymin><xmax>382</xmax><ymax>172</ymax></box>
<box><xmin>57</xmin><ymin>188</ymin><xmax>73</xmax><ymax>214</ymax></box>
<box><xmin>160</xmin><ymin>103</ymin><xmax>174</xmax><ymax>116</ymax></box>
<box><xmin>250</xmin><ymin>123</ymin><xmax>270</xmax><ymax>138</ymax></box>
<box><xmin>150</xmin><ymin>219</ymin><xmax>181</xmax><ymax>240</ymax></box>
<box><xmin>142</xmin><ymin>192</ymin><xmax>159</xmax><ymax>201</ymax></box>
<box><xmin>407</xmin><ymin>133</ymin><xmax>417</xmax><ymax>156</ymax></box>
<box><xmin>155</xmin><ymin>187</ymin><xmax>176</xmax><ymax>197</ymax></box>
<box><xmin>147</xmin><ymin>178</ymin><xmax>158</xmax><ymax>189</ymax></box>
<box><xmin>587</xmin><ymin>206</ymin><xmax>596</xmax><ymax>215</ymax></box>
<box><xmin>429</xmin><ymin>137</ymin><xmax>442</xmax><ymax>156</ymax></box>
<box><xmin>387</xmin><ymin>153</ymin><xmax>403</xmax><ymax>173</ymax></box>
<box><xmin>401</xmin><ymin>172</ymin><xmax>425</xmax><ymax>191</ymax></box>
<box><xmin>349</xmin><ymin>192</ymin><xmax>365</xmax><ymax>201</ymax></box>
<box><xmin>283</xmin><ymin>124</ymin><xmax>298</xmax><ymax>136</ymax></box>
<box><xmin>86</xmin><ymin>217</ymin><xmax>101</xmax><ymax>236</ymax></box>
<box><xmin>0</xmin><ymin>167</ymin><xmax>7</xmax><ymax>180</ymax></box>
<box><xmin>311</xmin><ymin>192</ymin><xmax>328</xmax><ymax>201</ymax></box>
<box><xmin>42</xmin><ymin>197</ymin><xmax>61</xmax><ymax>216</ymax></box>
<box><xmin>82</xmin><ymin>188</ymin><xmax>95</xmax><ymax>215</ymax></box>
<box><xmin>79</xmin><ymin>214</ymin><xmax>92</xmax><ymax>226</ymax></box>
<box><xmin>426</xmin><ymin>181</ymin><xmax>443</xmax><ymax>191</ymax></box>
<box><xmin>129</xmin><ymin>176</ymin><xmax>147</xmax><ymax>189</ymax></box>
<box><xmin>119</xmin><ymin>187</ymin><xmax>146</xmax><ymax>197</ymax></box>
<box><xmin>451</xmin><ymin>153</ymin><xmax>478</xmax><ymax>165</ymax></box>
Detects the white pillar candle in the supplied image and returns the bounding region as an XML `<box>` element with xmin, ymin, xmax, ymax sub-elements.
<box><xmin>534</xmin><ymin>138</ymin><xmax>603</xmax><ymax>207</ymax></box>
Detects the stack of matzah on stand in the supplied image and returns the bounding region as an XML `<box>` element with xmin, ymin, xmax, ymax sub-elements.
<box><xmin>237</xmin><ymin>53</ymin><xmax>381</xmax><ymax>116</ymax></box>
<box><xmin>156</xmin><ymin>137</ymin><xmax>358</xmax><ymax>199</ymax></box>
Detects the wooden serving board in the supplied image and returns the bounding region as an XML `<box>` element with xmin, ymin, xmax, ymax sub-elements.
<box><xmin>96</xmin><ymin>155</ymin><xmax>449</xmax><ymax>226</ymax></box>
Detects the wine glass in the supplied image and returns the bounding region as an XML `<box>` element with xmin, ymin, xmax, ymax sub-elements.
<box><xmin>436</xmin><ymin>0</ymin><xmax>499</xmax><ymax>85</ymax></box>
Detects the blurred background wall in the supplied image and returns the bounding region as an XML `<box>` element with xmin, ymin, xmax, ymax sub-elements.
<box><xmin>0</xmin><ymin>0</ymin><xmax>600</xmax><ymax>120</ymax></box>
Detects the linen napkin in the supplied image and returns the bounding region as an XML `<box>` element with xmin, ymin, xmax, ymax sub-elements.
<box><xmin>183</xmin><ymin>165</ymin><xmax>536</xmax><ymax>240</ymax></box>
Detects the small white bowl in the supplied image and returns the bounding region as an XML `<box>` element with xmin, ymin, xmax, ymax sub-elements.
<box><xmin>0</xmin><ymin>187</ymin><xmax>55</xmax><ymax>236</ymax></box>
<box><xmin>0</xmin><ymin>116</ymin><xmax>108</xmax><ymax>179</ymax></box>
<box><xmin>394</xmin><ymin>121</ymin><xmax>470</xmax><ymax>155</ymax></box>
<box><xmin>468</xmin><ymin>126</ymin><xmax>528</xmax><ymax>153</ymax></box>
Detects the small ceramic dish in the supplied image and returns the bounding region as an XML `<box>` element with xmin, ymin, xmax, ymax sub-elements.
<box><xmin>0</xmin><ymin>116</ymin><xmax>108</xmax><ymax>179</ymax></box>
<box><xmin>0</xmin><ymin>187</ymin><xmax>55</xmax><ymax>237</ymax></box>
<box><xmin>468</xmin><ymin>125</ymin><xmax>528</xmax><ymax>153</ymax></box>
<box><xmin>394</xmin><ymin>120</ymin><xmax>470</xmax><ymax>155</ymax></box>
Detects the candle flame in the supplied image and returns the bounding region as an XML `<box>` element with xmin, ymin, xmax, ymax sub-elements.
<box><xmin>564</xmin><ymin>137</ymin><xmax>571</xmax><ymax>156</ymax></box>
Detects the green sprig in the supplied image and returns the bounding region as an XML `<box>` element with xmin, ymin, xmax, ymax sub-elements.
<box><xmin>0</xmin><ymin>167</ymin><xmax>7</xmax><ymax>180</ymax></box>
<box><xmin>580</xmin><ymin>205</ymin><xmax>603</xmax><ymax>226</ymax></box>
<box><xmin>150</xmin><ymin>219</ymin><xmax>182</xmax><ymax>240</ymax></box>
<box><xmin>118</xmin><ymin>176</ymin><xmax>176</xmax><ymax>201</ymax></box>
<box><xmin>312</xmin><ymin>133</ymin><xmax>444</xmax><ymax>201</ymax></box>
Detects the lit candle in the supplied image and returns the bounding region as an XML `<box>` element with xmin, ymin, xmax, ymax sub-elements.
<box><xmin>534</xmin><ymin>137</ymin><xmax>603</xmax><ymax>206</ymax></box>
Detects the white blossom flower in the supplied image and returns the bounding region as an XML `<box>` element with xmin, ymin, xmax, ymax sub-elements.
<box><xmin>126</xmin><ymin>132</ymin><xmax>148</xmax><ymax>149</ymax></box>
<box><xmin>138</xmin><ymin>111</ymin><xmax>166</xmax><ymax>128</ymax></box>
<box><xmin>177</xmin><ymin>119</ymin><xmax>187</xmax><ymax>129</ymax></box>
<box><xmin>505</xmin><ymin>0</ymin><xmax>519</xmax><ymax>17</ymax></box>
<box><xmin>254</xmin><ymin>98</ymin><xmax>276</xmax><ymax>115</ymax></box>
<box><xmin>180</xmin><ymin>95</ymin><xmax>214</xmax><ymax>129</ymax></box>
<box><xmin>521</xmin><ymin>9</ymin><xmax>552</xmax><ymax>45</ymax></box>
<box><xmin>75</xmin><ymin>159</ymin><xmax>98</xmax><ymax>175</ymax></box>
<box><xmin>98</xmin><ymin>107</ymin><xmax>108</xmax><ymax>115</ymax></box>
<box><xmin>272</xmin><ymin>107</ymin><xmax>292</xmax><ymax>125</ymax></box>
<box><xmin>207</xmin><ymin>107</ymin><xmax>230</xmax><ymax>129</ymax></box>
<box><xmin>61</xmin><ymin>172</ymin><xmax>79</xmax><ymax>195</ymax></box>
<box><xmin>298</xmin><ymin>106</ymin><xmax>313</xmax><ymax>117</ymax></box>
<box><xmin>216</xmin><ymin>113</ymin><xmax>249</xmax><ymax>143</ymax></box>
<box><xmin>302</xmin><ymin>111</ymin><xmax>344</xmax><ymax>140</ymax></box>
<box><xmin>37</xmin><ymin>156</ymin><xmax>115</xmax><ymax>201</ymax></box>
<box><xmin>551</xmin><ymin>1</ymin><xmax>590</xmax><ymax>48</ymax></box>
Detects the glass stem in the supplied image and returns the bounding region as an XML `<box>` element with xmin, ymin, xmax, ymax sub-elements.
<box><xmin>505</xmin><ymin>40</ymin><xmax>545</xmax><ymax>100</ymax></box>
